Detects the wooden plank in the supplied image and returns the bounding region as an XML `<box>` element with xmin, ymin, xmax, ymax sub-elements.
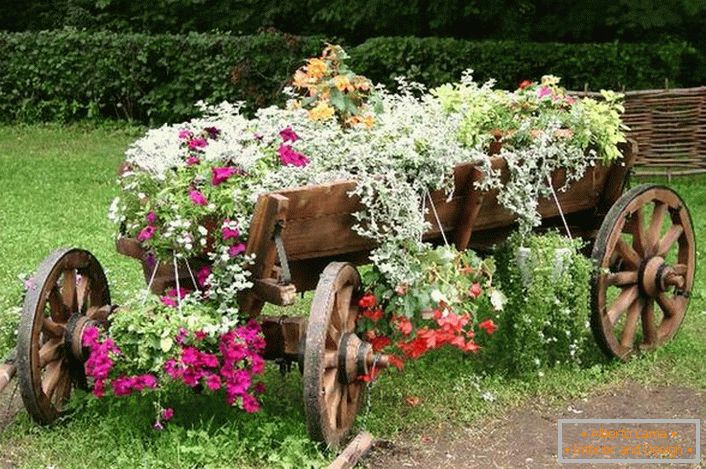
<box><xmin>327</xmin><ymin>431</ymin><xmax>375</xmax><ymax>469</ymax></box>
<box><xmin>599</xmin><ymin>139</ymin><xmax>638</xmax><ymax>212</ymax></box>
<box><xmin>454</xmin><ymin>166</ymin><xmax>486</xmax><ymax>250</ymax></box>
<box><xmin>239</xmin><ymin>194</ymin><xmax>289</xmax><ymax>317</ymax></box>
<box><xmin>252</xmin><ymin>278</ymin><xmax>297</xmax><ymax>306</ymax></box>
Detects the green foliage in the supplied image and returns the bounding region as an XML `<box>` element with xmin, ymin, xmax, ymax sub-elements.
<box><xmin>349</xmin><ymin>37</ymin><xmax>698</xmax><ymax>92</ymax></box>
<box><xmin>489</xmin><ymin>232</ymin><xmax>593</xmax><ymax>375</ymax></box>
<box><xmin>0</xmin><ymin>30</ymin><xmax>699</xmax><ymax>125</ymax></box>
<box><xmin>0</xmin><ymin>30</ymin><xmax>323</xmax><ymax>124</ymax></box>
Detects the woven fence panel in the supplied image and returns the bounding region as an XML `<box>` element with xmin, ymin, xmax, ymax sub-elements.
<box><xmin>573</xmin><ymin>87</ymin><xmax>706</xmax><ymax>177</ymax></box>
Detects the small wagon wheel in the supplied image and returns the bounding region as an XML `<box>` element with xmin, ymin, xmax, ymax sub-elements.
<box><xmin>17</xmin><ymin>248</ymin><xmax>112</xmax><ymax>424</ymax></box>
<box><xmin>303</xmin><ymin>262</ymin><xmax>368</xmax><ymax>449</ymax></box>
<box><xmin>591</xmin><ymin>185</ymin><xmax>695</xmax><ymax>360</ymax></box>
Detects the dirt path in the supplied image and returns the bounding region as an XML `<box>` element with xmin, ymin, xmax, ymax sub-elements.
<box><xmin>364</xmin><ymin>381</ymin><xmax>705</xmax><ymax>468</ymax></box>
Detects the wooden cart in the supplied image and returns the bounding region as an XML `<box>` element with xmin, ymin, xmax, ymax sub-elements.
<box><xmin>4</xmin><ymin>140</ymin><xmax>696</xmax><ymax>448</ymax></box>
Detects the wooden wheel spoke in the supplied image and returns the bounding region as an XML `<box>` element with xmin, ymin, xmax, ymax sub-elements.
<box><xmin>337</xmin><ymin>385</ymin><xmax>349</xmax><ymax>428</ymax></box>
<box><xmin>39</xmin><ymin>340</ymin><xmax>64</xmax><ymax>368</ymax></box>
<box><xmin>606</xmin><ymin>271</ymin><xmax>638</xmax><ymax>286</ymax></box>
<box><xmin>86</xmin><ymin>304</ymin><xmax>112</xmax><ymax>321</ymax></box>
<box><xmin>607</xmin><ymin>286</ymin><xmax>639</xmax><ymax>325</ymax></box>
<box><xmin>646</xmin><ymin>201</ymin><xmax>667</xmax><ymax>254</ymax></box>
<box><xmin>615</xmin><ymin>239</ymin><xmax>641</xmax><ymax>270</ymax></box>
<box><xmin>324</xmin><ymin>350</ymin><xmax>337</xmax><ymax>369</ymax></box>
<box><xmin>656</xmin><ymin>293</ymin><xmax>678</xmax><ymax>318</ymax></box>
<box><xmin>42</xmin><ymin>360</ymin><xmax>65</xmax><ymax>400</ymax></box>
<box><xmin>335</xmin><ymin>285</ymin><xmax>354</xmax><ymax>332</ymax></box>
<box><xmin>42</xmin><ymin>317</ymin><xmax>65</xmax><ymax>338</ymax></box>
<box><xmin>629</xmin><ymin>208</ymin><xmax>647</xmax><ymax>256</ymax></box>
<box><xmin>672</xmin><ymin>264</ymin><xmax>687</xmax><ymax>276</ymax></box>
<box><xmin>641</xmin><ymin>300</ymin><xmax>658</xmax><ymax>346</ymax></box>
<box><xmin>656</xmin><ymin>225</ymin><xmax>683</xmax><ymax>257</ymax></box>
<box><xmin>48</xmin><ymin>286</ymin><xmax>69</xmax><ymax>322</ymax></box>
<box><xmin>61</xmin><ymin>270</ymin><xmax>78</xmax><ymax>314</ymax></box>
<box><xmin>76</xmin><ymin>275</ymin><xmax>91</xmax><ymax>313</ymax></box>
<box><xmin>620</xmin><ymin>298</ymin><xmax>643</xmax><ymax>348</ymax></box>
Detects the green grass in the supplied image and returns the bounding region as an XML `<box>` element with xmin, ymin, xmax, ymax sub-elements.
<box><xmin>0</xmin><ymin>125</ymin><xmax>704</xmax><ymax>468</ymax></box>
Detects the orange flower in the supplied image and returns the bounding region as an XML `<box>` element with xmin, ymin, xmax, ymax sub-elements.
<box><xmin>333</xmin><ymin>75</ymin><xmax>354</xmax><ymax>92</ymax></box>
<box><xmin>306</xmin><ymin>58</ymin><xmax>327</xmax><ymax>79</ymax></box>
<box><xmin>292</xmin><ymin>69</ymin><xmax>310</xmax><ymax>89</ymax></box>
<box><xmin>308</xmin><ymin>101</ymin><xmax>334</xmax><ymax>121</ymax></box>
<box><xmin>360</xmin><ymin>114</ymin><xmax>375</xmax><ymax>128</ymax></box>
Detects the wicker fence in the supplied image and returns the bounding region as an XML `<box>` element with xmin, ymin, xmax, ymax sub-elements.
<box><xmin>573</xmin><ymin>87</ymin><xmax>706</xmax><ymax>177</ymax></box>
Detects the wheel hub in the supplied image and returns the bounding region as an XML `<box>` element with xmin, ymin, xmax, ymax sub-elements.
<box><xmin>337</xmin><ymin>333</ymin><xmax>389</xmax><ymax>384</ymax></box>
<box><xmin>63</xmin><ymin>314</ymin><xmax>97</xmax><ymax>362</ymax></box>
<box><xmin>639</xmin><ymin>256</ymin><xmax>685</xmax><ymax>298</ymax></box>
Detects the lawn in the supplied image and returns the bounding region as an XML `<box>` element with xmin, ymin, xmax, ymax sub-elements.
<box><xmin>0</xmin><ymin>125</ymin><xmax>704</xmax><ymax>468</ymax></box>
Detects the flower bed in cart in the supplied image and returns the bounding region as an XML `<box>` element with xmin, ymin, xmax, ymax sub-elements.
<box><xmin>99</xmin><ymin>45</ymin><xmax>626</xmax><ymax>427</ymax></box>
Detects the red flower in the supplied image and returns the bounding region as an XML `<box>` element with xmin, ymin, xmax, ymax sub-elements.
<box><xmin>387</xmin><ymin>354</ymin><xmax>405</xmax><ymax>370</ymax></box>
<box><xmin>518</xmin><ymin>79</ymin><xmax>533</xmax><ymax>90</ymax></box>
<box><xmin>478</xmin><ymin>319</ymin><xmax>497</xmax><ymax>335</ymax></box>
<box><xmin>370</xmin><ymin>335</ymin><xmax>391</xmax><ymax>352</ymax></box>
<box><xmin>394</xmin><ymin>316</ymin><xmax>413</xmax><ymax>336</ymax></box>
<box><xmin>468</xmin><ymin>282</ymin><xmax>482</xmax><ymax>298</ymax></box>
<box><xmin>399</xmin><ymin>336</ymin><xmax>429</xmax><ymax>359</ymax></box>
<box><xmin>363</xmin><ymin>308</ymin><xmax>383</xmax><ymax>322</ymax></box>
<box><xmin>358</xmin><ymin>293</ymin><xmax>376</xmax><ymax>309</ymax></box>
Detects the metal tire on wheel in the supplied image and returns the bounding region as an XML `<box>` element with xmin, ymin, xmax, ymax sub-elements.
<box><xmin>303</xmin><ymin>262</ymin><xmax>366</xmax><ymax>449</ymax></box>
<box><xmin>591</xmin><ymin>184</ymin><xmax>695</xmax><ymax>360</ymax></box>
<box><xmin>17</xmin><ymin>248</ymin><xmax>111</xmax><ymax>424</ymax></box>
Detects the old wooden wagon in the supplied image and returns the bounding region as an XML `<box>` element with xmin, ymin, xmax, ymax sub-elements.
<box><xmin>2</xmin><ymin>140</ymin><xmax>696</xmax><ymax>448</ymax></box>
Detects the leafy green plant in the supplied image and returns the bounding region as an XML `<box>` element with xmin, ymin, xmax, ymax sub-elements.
<box><xmin>489</xmin><ymin>232</ymin><xmax>593</xmax><ymax>375</ymax></box>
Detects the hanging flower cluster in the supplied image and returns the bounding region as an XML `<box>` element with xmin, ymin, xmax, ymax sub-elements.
<box><xmin>164</xmin><ymin>320</ymin><xmax>266</xmax><ymax>412</ymax></box>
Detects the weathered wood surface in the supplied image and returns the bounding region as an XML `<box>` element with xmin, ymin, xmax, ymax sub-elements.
<box><xmin>275</xmin><ymin>145</ymin><xmax>636</xmax><ymax>281</ymax></box>
<box><xmin>327</xmin><ymin>431</ymin><xmax>375</xmax><ymax>469</ymax></box>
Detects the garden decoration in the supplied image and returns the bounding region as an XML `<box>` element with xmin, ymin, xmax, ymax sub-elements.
<box><xmin>1</xmin><ymin>45</ymin><xmax>696</xmax><ymax>449</ymax></box>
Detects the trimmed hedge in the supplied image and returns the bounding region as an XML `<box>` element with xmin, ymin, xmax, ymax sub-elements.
<box><xmin>0</xmin><ymin>31</ymin><xmax>699</xmax><ymax>124</ymax></box>
<box><xmin>350</xmin><ymin>37</ymin><xmax>700</xmax><ymax>92</ymax></box>
<box><xmin>0</xmin><ymin>30</ymin><xmax>323</xmax><ymax>123</ymax></box>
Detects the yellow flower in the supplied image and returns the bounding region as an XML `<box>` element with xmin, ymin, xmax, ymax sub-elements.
<box><xmin>333</xmin><ymin>75</ymin><xmax>354</xmax><ymax>92</ymax></box>
<box><xmin>292</xmin><ymin>69</ymin><xmax>310</xmax><ymax>89</ymax></box>
<box><xmin>360</xmin><ymin>114</ymin><xmax>375</xmax><ymax>128</ymax></box>
<box><xmin>306</xmin><ymin>58</ymin><xmax>328</xmax><ymax>79</ymax></box>
<box><xmin>308</xmin><ymin>101</ymin><xmax>335</xmax><ymax>121</ymax></box>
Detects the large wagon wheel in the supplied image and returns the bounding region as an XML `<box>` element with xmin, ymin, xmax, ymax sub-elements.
<box><xmin>17</xmin><ymin>248</ymin><xmax>112</xmax><ymax>424</ymax></box>
<box><xmin>591</xmin><ymin>185</ymin><xmax>695</xmax><ymax>360</ymax></box>
<box><xmin>303</xmin><ymin>262</ymin><xmax>369</xmax><ymax>449</ymax></box>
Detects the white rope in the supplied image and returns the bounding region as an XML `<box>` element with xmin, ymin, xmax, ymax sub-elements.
<box><xmin>426</xmin><ymin>191</ymin><xmax>449</xmax><ymax>247</ymax></box>
<box><xmin>173</xmin><ymin>255</ymin><xmax>183</xmax><ymax>313</ymax></box>
<box><xmin>184</xmin><ymin>259</ymin><xmax>198</xmax><ymax>290</ymax></box>
<box><xmin>546</xmin><ymin>174</ymin><xmax>573</xmax><ymax>240</ymax></box>
<box><xmin>143</xmin><ymin>259</ymin><xmax>160</xmax><ymax>304</ymax></box>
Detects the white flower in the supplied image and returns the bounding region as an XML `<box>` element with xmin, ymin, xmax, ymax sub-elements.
<box><xmin>490</xmin><ymin>288</ymin><xmax>506</xmax><ymax>311</ymax></box>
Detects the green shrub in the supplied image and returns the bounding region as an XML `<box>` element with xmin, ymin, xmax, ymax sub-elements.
<box><xmin>0</xmin><ymin>30</ymin><xmax>323</xmax><ymax>123</ymax></box>
<box><xmin>0</xmin><ymin>31</ymin><xmax>699</xmax><ymax>124</ymax></box>
<box><xmin>349</xmin><ymin>37</ymin><xmax>698</xmax><ymax>91</ymax></box>
<box><xmin>488</xmin><ymin>232</ymin><xmax>592</xmax><ymax>375</ymax></box>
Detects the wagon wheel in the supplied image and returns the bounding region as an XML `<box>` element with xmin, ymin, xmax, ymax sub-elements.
<box><xmin>591</xmin><ymin>185</ymin><xmax>695</xmax><ymax>360</ymax></box>
<box><xmin>303</xmin><ymin>262</ymin><xmax>368</xmax><ymax>449</ymax></box>
<box><xmin>17</xmin><ymin>248</ymin><xmax>112</xmax><ymax>424</ymax></box>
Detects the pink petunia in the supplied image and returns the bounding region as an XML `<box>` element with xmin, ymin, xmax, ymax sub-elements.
<box><xmin>146</xmin><ymin>211</ymin><xmax>157</xmax><ymax>225</ymax></box>
<box><xmin>188</xmin><ymin>138</ymin><xmax>208</xmax><ymax>150</ymax></box>
<box><xmin>222</xmin><ymin>225</ymin><xmax>240</xmax><ymax>240</ymax></box>
<box><xmin>178</xmin><ymin>129</ymin><xmax>193</xmax><ymax>140</ymax></box>
<box><xmin>279</xmin><ymin>126</ymin><xmax>299</xmax><ymax>143</ymax></box>
<box><xmin>228</xmin><ymin>243</ymin><xmax>246</xmax><ymax>257</ymax></box>
<box><xmin>241</xmin><ymin>393</ymin><xmax>260</xmax><ymax>413</ymax></box>
<box><xmin>277</xmin><ymin>144</ymin><xmax>310</xmax><ymax>167</ymax></box>
<box><xmin>205</xmin><ymin>374</ymin><xmax>222</xmax><ymax>391</ymax></box>
<box><xmin>189</xmin><ymin>190</ymin><xmax>207</xmax><ymax>206</ymax></box>
<box><xmin>137</xmin><ymin>225</ymin><xmax>156</xmax><ymax>242</ymax></box>
<box><xmin>161</xmin><ymin>296</ymin><xmax>177</xmax><ymax>308</ymax></box>
<box><xmin>161</xmin><ymin>408</ymin><xmax>174</xmax><ymax>421</ymax></box>
<box><xmin>211</xmin><ymin>166</ymin><xmax>239</xmax><ymax>186</ymax></box>
<box><xmin>186</xmin><ymin>156</ymin><xmax>200</xmax><ymax>166</ymax></box>
<box><xmin>537</xmin><ymin>86</ymin><xmax>552</xmax><ymax>99</ymax></box>
<box><xmin>196</xmin><ymin>265</ymin><xmax>211</xmax><ymax>288</ymax></box>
